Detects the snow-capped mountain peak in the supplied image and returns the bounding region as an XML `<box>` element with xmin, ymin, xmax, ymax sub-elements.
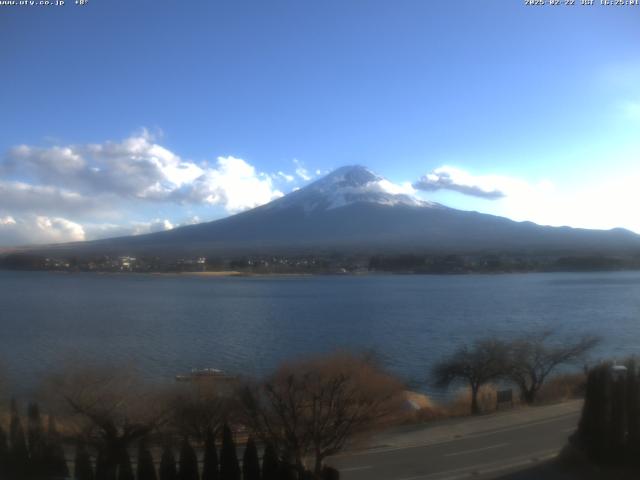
<box><xmin>265</xmin><ymin>165</ymin><xmax>435</xmax><ymax>213</ymax></box>
<box><xmin>313</xmin><ymin>165</ymin><xmax>382</xmax><ymax>189</ymax></box>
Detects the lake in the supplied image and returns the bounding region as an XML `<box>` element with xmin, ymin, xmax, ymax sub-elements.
<box><xmin>1</xmin><ymin>270</ymin><xmax>639</xmax><ymax>397</ymax></box>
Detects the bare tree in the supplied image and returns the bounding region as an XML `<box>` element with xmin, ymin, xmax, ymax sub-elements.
<box><xmin>167</xmin><ymin>379</ymin><xmax>234</xmax><ymax>442</ymax></box>
<box><xmin>507</xmin><ymin>331</ymin><xmax>599</xmax><ymax>404</ymax></box>
<box><xmin>46</xmin><ymin>365</ymin><xmax>169</xmax><ymax>477</ymax></box>
<box><xmin>240</xmin><ymin>352</ymin><xmax>403</xmax><ymax>476</ymax></box>
<box><xmin>432</xmin><ymin>339</ymin><xmax>509</xmax><ymax>415</ymax></box>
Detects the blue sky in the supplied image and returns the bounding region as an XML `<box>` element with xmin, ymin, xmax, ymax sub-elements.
<box><xmin>1</xmin><ymin>1</ymin><xmax>639</xmax><ymax>245</ymax></box>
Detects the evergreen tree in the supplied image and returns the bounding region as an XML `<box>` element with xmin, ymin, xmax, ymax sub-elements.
<box><xmin>219</xmin><ymin>425</ymin><xmax>240</xmax><ymax>480</ymax></box>
<box><xmin>136</xmin><ymin>439</ymin><xmax>157</xmax><ymax>480</ymax></box>
<box><xmin>241</xmin><ymin>438</ymin><xmax>260</xmax><ymax>480</ymax></box>
<box><xmin>9</xmin><ymin>398</ymin><xmax>30</xmax><ymax>479</ymax></box>
<box><xmin>576</xmin><ymin>363</ymin><xmax>633</xmax><ymax>464</ymax></box>
<box><xmin>601</xmin><ymin>366</ymin><xmax>615</xmax><ymax>463</ymax></box>
<box><xmin>577</xmin><ymin>366</ymin><xmax>599</xmax><ymax>460</ymax></box>
<box><xmin>47</xmin><ymin>414</ymin><xmax>70</xmax><ymax>479</ymax></box>
<box><xmin>260</xmin><ymin>444</ymin><xmax>279</xmax><ymax>480</ymax></box>
<box><xmin>95</xmin><ymin>447</ymin><xmax>117</xmax><ymax>480</ymax></box>
<box><xmin>27</xmin><ymin>403</ymin><xmax>47</xmax><ymax>477</ymax></box>
<box><xmin>610</xmin><ymin>369</ymin><xmax>627</xmax><ymax>463</ymax></box>
<box><xmin>117</xmin><ymin>448</ymin><xmax>135</xmax><ymax>480</ymax></box>
<box><xmin>74</xmin><ymin>441</ymin><xmax>95</xmax><ymax>480</ymax></box>
<box><xmin>159</xmin><ymin>445</ymin><xmax>178</xmax><ymax>480</ymax></box>
<box><xmin>0</xmin><ymin>424</ymin><xmax>9</xmax><ymax>479</ymax></box>
<box><xmin>95</xmin><ymin>448</ymin><xmax>107</xmax><ymax>480</ymax></box>
<box><xmin>178</xmin><ymin>437</ymin><xmax>199</xmax><ymax>480</ymax></box>
<box><xmin>201</xmin><ymin>430</ymin><xmax>218</xmax><ymax>480</ymax></box>
<box><xmin>625</xmin><ymin>358</ymin><xmax>640</xmax><ymax>461</ymax></box>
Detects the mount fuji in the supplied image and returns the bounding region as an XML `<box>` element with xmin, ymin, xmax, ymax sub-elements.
<box><xmin>26</xmin><ymin>165</ymin><xmax>640</xmax><ymax>257</ymax></box>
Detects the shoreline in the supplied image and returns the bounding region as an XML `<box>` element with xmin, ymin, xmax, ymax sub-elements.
<box><xmin>3</xmin><ymin>268</ymin><xmax>640</xmax><ymax>278</ymax></box>
<box><xmin>154</xmin><ymin>270</ymin><xmax>316</xmax><ymax>278</ymax></box>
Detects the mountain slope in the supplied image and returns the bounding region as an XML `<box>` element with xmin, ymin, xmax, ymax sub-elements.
<box><xmin>32</xmin><ymin>166</ymin><xmax>640</xmax><ymax>256</ymax></box>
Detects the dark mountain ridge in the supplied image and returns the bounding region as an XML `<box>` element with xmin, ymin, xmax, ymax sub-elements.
<box><xmin>6</xmin><ymin>166</ymin><xmax>640</xmax><ymax>260</ymax></box>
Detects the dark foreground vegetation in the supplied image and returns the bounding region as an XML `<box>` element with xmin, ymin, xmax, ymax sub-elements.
<box><xmin>0</xmin><ymin>331</ymin><xmax>600</xmax><ymax>480</ymax></box>
<box><xmin>572</xmin><ymin>358</ymin><xmax>640</xmax><ymax>467</ymax></box>
<box><xmin>481</xmin><ymin>358</ymin><xmax>640</xmax><ymax>480</ymax></box>
<box><xmin>0</xmin><ymin>404</ymin><xmax>342</xmax><ymax>480</ymax></box>
<box><xmin>0</xmin><ymin>353</ymin><xmax>400</xmax><ymax>480</ymax></box>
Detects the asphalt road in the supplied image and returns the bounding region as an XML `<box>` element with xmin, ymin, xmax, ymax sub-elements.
<box><xmin>327</xmin><ymin>406</ymin><xmax>581</xmax><ymax>480</ymax></box>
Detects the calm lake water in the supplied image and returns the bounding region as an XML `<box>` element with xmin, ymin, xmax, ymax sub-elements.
<box><xmin>1</xmin><ymin>270</ymin><xmax>640</xmax><ymax>396</ymax></box>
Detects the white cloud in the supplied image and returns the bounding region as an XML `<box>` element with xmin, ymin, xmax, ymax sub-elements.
<box><xmin>6</xmin><ymin>145</ymin><xmax>86</xmax><ymax>180</ymax></box>
<box><xmin>130</xmin><ymin>218</ymin><xmax>174</xmax><ymax>236</ymax></box>
<box><xmin>4</xmin><ymin>133</ymin><xmax>184</xmax><ymax>199</ymax></box>
<box><xmin>413</xmin><ymin>165</ymin><xmax>558</xmax><ymax>220</ymax></box>
<box><xmin>0</xmin><ymin>215</ymin><xmax>85</xmax><ymax>246</ymax></box>
<box><xmin>0</xmin><ymin>131</ymin><xmax>295</xmax><ymax>246</ymax></box>
<box><xmin>0</xmin><ymin>180</ymin><xmax>108</xmax><ymax>217</ymax></box>
<box><xmin>293</xmin><ymin>158</ymin><xmax>312</xmax><ymax>181</ymax></box>
<box><xmin>173</xmin><ymin>156</ymin><xmax>284</xmax><ymax>212</ymax></box>
<box><xmin>378</xmin><ymin>179</ymin><xmax>417</xmax><ymax>196</ymax></box>
<box><xmin>36</xmin><ymin>217</ymin><xmax>85</xmax><ymax>242</ymax></box>
<box><xmin>81</xmin><ymin>218</ymin><xmax>175</xmax><ymax>240</ymax></box>
<box><xmin>417</xmin><ymin>163</ymin><xmax>640</xmax><ymax>234</ymax></box>
<box><xmin>2</xmin><ymin>133</ymin><xmax>285</xmax><ymax>214</ymax></box>
<box><xmin>82</xmin><ymin>215</ymin><xmax>214</xmax><ymax>241</ymax></box>
<box><xmin>182</xmin><ymin>215</ymin><xmax>201</xmax><ymax>225</ymax></box>
<box><xmin>507</xmin><ymin>170</ymin><xmax>640</xmax><ymax>234</ymax></box>
<box><xmin>414</xmin><ymin>166</ymin><xmax>513</xmax><ymax>199</ymax></box>
<box><xmin>277</xmin><ymin>171</ymin><xmax>295</xmax><ymax>182</ymax></box>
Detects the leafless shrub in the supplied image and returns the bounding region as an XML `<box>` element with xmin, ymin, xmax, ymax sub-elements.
<box><xmin>444</xmin><ymin>384</ymin><xmax>510</xmax><ymax>417</ymax></box>
<box><xmin>240</xmin><ymin>351</ymin><xmax>404</xmax><ymax>476</ymax></box>
<box><xmin>164</xmin><ymin>379</ymin><xmax>236</xmax><ymax>443</ymax></box>
<box><xmin>42</xmin><ymin>364</ymin><xmax>170</xmax><ymax>477</ymax></box>
<box><xmin>535</xmin><ymin>372</ymin><xmax>587</xmax><ymax>405</ymax></box>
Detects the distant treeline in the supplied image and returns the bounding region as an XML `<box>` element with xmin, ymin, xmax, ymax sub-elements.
<box><xmin>0</xmin><ymin>253</ymin><xmax>341</xmax><ymax>274</ymax></box>
<box><xmin>368</xmin><ymin>253</ymin><xmax>640</xmax><ymax>274</ymax></box>
<box><xmin>3</xmin><ymin>251</ymin><xmax>640</xmax><ymax>274</ymax></box>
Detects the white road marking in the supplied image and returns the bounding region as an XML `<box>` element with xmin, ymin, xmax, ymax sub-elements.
<box><xmin>443</xmin><ymin>442</ymin><xmax>508</xmax><ymax>457</ymax></box>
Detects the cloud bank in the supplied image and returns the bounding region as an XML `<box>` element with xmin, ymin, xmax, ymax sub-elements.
<box><xmin>3</xmin><ymin>132</ymin><xmax>283</xmax><ymax>210</ymax></box>
<box><xmin>413</xmin><ymin>166</ymin><xmax>507</xmax><ymax>199</ymax></box>
<box><xmin>0</xmin><ymin>215</ymin><xmax>86</xmax><ymax>246</ymax></box>
<box><xmin>0</xmin><ymin>131</ymin><xmax>296</xmax><ymax>246</ymax></box>
<box><xmin>413</xmin><ymin>163</ymin><xmax>640</xmax><ymax>234</ymax></box>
